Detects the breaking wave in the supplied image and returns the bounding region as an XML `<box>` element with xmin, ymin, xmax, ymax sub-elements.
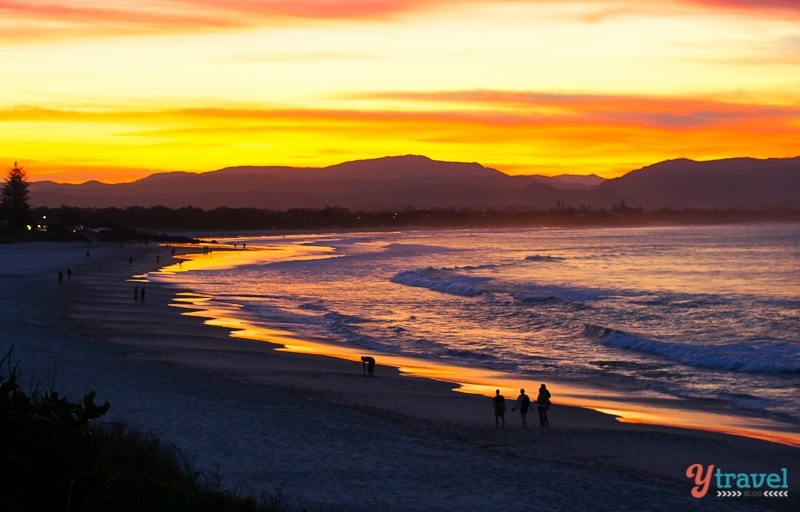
<box><xmin>586</xmin><ymin>325</ymin><xmax>800</xmax><ymax>374</ymax></box>
<box><xmin>390</xmin><ymin>268</ymin><xmax>490</xmax><ymax>297</ymax></box>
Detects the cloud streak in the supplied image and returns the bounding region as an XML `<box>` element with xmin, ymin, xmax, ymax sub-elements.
<box><xmin>3</xmin><ymin>90</ymin><xmax>798</xmax><ymax>182</ymax></box>
<box><xmin>0</xmin><ymin>0</ymin><xmax>471</xmax><ymax>42</ymax></box>
<box><xmin>343</xmin><ymin>90</ymin><xmax>800</xmax><ymax>129</ymax></box>
<box><xmin>3</xmin><ymin>0</ymin><xmax>799</xmax><ymax>43</ymax></box>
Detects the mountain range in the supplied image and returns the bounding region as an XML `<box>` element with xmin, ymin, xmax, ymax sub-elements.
<box><xmin>29</xmin><ymin>155</ymin><xmax>800</xmax><ymax>211</ymax></box>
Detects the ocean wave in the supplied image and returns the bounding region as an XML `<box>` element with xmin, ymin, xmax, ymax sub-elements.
<box><xmin>444</xmin><ymin>347</ymin><xmax>496</xmax><ymax>361</ymax></box>
<box><xmin>524</xmin><ymin>255</ymin><xmax>564</xmax><ymax>263</ymax></box>
<box><xmin>586</xmin><ymin>325</ymin><xmax>800</xmax><ymax>374</ymax></box>
<box><xmin>393</xmin><ymin>267</ymin><xmax>605</xmax><ymax>304</ymax></box>
<box><xmin>513</xmin><ymin>285</ymin><xmax>604</xmax><ymax>304</ymax></box>
<box><xmin>298</xmin><ymin>300</ymin><xmax>327</xmax><ymax>312</ymax></box>
<box><xmin>323</xmin><ymin>311</ymin><xmax>372</xmax><ymax>324</ymax></box>
<box><xmin>452</xmin><ymin>264</ymin><xmax>499</xmax><ymax>271</ymax></box>
<box><xmin>383</xmin><ymin>243</ymin><xmax>460</xmax><ymax>255</ymax></box>
<box><xmin>242</xmin><ymin>303</ymin><xmax>317</xmax><ymax>326</ymax></box>
<box><xmin>390</xmin><ymin>268</ymin><xmax>490</xmax><ymax>297</ymax></box>
<box><xmin>635</xmin><ymin>296</ymin><xmax>734</xmax><ymax>308</ymax></box>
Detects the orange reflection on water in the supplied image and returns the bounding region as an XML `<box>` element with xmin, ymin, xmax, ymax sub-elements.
<box><xmin>595</xmin><ymin>407</ymin><xmax>800</xmax><ymax>447</ymax></box>
<box><xmin>157</xmin><ymin>241</ymin><xmax>335</xmax><ymax>275</ymax></box>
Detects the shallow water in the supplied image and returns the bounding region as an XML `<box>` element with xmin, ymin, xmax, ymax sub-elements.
<box><xmin>152</xmin><ymin>224</ymin><xmax>800</xmax><ymax>435</ymax></box>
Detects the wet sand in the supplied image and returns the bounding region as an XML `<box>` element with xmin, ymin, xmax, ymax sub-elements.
<box><xmin>1</xmin><ymin>240</ymin><xmax>797</xmax><ymax>511</ymax></box>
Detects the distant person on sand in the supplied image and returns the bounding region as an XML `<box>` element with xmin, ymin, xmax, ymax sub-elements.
<box><xmin>511</xmin><ymin>389</ymin><xmax>530</xmax><ymax>428</ymax></box>
<box><xmin>492</xmin><ymin>389</ymin><xmax>506</xmax><ymax>429</ymax></box>
<box><xmin>129</xmin><ymin>256</ymin><xmax>133</xmax><ymax>265</ymax></box>
<box><xmin>134</xmin><ymin>287</ymin><xmax>139</xmax><ymax>301</ymax></box>
<box><xmin>58</xmin><ymin>270</ymin><xmax>63</xmax><ymax>284</ymax></box>
<box><xmin>361</xmin><ymin>356</ymin><xmax>375</xmax><ymax>376</ymax></box>
<box><xmin>140</xmin><ymin>287</ymin><xmax>145</xmax><ymax>301</ymax></box>
<box><xmin>67</xmin><ymin>269</ymin><xmax>71</xmax><ymax>279</ymax></box>
<box><xmin>536</xmin><ymin>384</ymin><xmax>551</xmax><ymax>427</ymax></box>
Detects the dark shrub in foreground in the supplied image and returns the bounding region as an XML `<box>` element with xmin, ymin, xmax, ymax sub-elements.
<box><xmin>0</xmin><ymin>348</ymin><xmax>286</xmax><ymax>511</ymax></box>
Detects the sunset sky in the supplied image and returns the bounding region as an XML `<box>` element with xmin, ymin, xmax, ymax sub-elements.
<box><xmin>1</xmin><ymin>0</ymin><xmax>799</xmax><ymax>183</ymax></box>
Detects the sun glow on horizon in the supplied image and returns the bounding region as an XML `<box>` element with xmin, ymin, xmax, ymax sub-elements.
<box><xmin>1</xmin><ymin>0</ymin><xmax>799</xmax><ymax>183</ymax></box>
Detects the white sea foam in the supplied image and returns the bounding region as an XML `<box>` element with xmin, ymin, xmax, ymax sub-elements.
<box><xmin>593</xmin><ymin>326</ymin><xmax>800</xmax><ymax>374</ymax></box>
<box><xmin>390</xmin><ymin>268</ymin><xmax>489</xmax><ymax>297</ymax></box>
<box><xmin>392</xmin><ymin>267</ymin><xmax>605</xmax><ymax>303</ymax></box>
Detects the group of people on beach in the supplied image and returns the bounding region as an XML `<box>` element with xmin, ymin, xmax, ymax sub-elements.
<box><xmin>357</xmin><ymin>355</ymin><xmax>550</xmax><ymax>429</ymax></box>
<box><xmin>493</xmin><ymin>385</ymin><xmax>551</xmax><ymax>429</ymax></box>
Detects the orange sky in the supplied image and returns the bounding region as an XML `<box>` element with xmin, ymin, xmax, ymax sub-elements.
<box><xmin>1</xmin><ymin>0</ymin><xmax>799</xmax><ymax>183</ymax></box>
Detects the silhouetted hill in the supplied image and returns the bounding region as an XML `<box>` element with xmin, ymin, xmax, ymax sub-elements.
<box><xmin>594</xmin><ymin>157</ymin><xmax>800</xmax><ymax>209</ymax></box>
<box><xmin>28</xmin><ymin>154</ymin><xmax>800</xmax><ymax>210</ymax></box>
<box><xmin>30</xmin><ymin>155</ymin><xmax>552</xmax><ymax>210</ymax></box>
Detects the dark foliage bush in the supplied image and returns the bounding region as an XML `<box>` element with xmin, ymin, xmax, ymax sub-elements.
<box><xmin>0</xmin><ymin>347</ymin><xmax>109</xmax><ymax>511</ymax></box>
<box><xmin>0</xmin><ymin>348</ymin><xmax>287</xmax><ymax>512</ymax></box>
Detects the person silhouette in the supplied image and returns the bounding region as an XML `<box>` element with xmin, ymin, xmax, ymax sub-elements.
<box><xmin>511</xmin><ymin>389</ymin><xmax>530</xmax><ymax>428</ymax></box>
<box><xmin>361</xmin><ymin>356</ymin><xmax>375</xmax><ymax>376</ymax></box>
<box><xmin>492</xmin><ymin>389</ymin><xmax>506</xmax><ymax>429</ymax></box>
<box><xmin>58</xmin><ymin>270</ymin><xmax>63</xmax><ymax>284</ymax></box>
<box><xmin>537</xmin><ymin>384</ymin><xmax>551</xmax><ymax>427</ymax></box>
<box><xmin>134</xmin><ymin>287</ymin><xmax>139</xmax><ymax>301</ymax></box>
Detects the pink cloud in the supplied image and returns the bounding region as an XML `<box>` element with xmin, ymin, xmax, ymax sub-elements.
<box><xmin>0</xmin><ymin>0</ymin><xmax>472</xmax><ymax>42</ymax></box>
<box><xmin>682</xmin><ymin>0</ymin><xmax>800</xmax><ymax>11</ymax></box>
<box><xmin>2</xmin><ymin>1</ymin><xmax>798</xmax><ymax>43</ymax></box>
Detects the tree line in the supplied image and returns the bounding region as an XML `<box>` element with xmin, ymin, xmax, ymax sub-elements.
<box><xmin>30</xmin><ymin>204</ymin><xmax>800</xmax><ymax>234</ymax></box>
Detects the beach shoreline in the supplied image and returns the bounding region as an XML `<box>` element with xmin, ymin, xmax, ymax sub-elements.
<box><xmin>162</xmin><ymin>236</ymin><xmax>800</xmax><ymax>449</ymax></box>
<box><xmin>2</xmin><ymin>239</ymin><xmax>798</xmax><ymax>511</ymax></box>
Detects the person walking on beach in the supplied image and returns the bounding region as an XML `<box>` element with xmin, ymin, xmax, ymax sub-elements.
<box><xmin>134</xmin><ymin>287</ymin><xmax>139</xmax><ymax>302</ymax></box>
<box><xmin>492</xmin><ymin>389</ymin><xmax>506</xmax><ymax>429</ymax></box>
<box><xmin>140</xmin><ymin>287</ymin><xmax>145</xmax><ymax>302</ymax></box>
<box><xmin>58</xmin><ymin>270</ymin><xmax>63</xmax><ymax>284</ymax></box>
<box><xmin>536</xmin><ymin>384</ymin><xmax>551</xmax><ymax>427</ymax></box>
<box><xmin>511</xmin><ymin>389</ymin><xmax>531</xmax><ymax>428</ymax></box>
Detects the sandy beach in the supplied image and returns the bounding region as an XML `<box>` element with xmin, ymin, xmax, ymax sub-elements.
<box><xmin>1</xmin><ymin>240</ymin><xmax>798</xmax><ymax>511</ymax></box>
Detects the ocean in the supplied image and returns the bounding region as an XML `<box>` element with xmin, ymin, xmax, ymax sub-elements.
<box><xmin>152</xmin><ymin>223</ymin><xmax>800</xmax><ymax>428</ymax></box>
